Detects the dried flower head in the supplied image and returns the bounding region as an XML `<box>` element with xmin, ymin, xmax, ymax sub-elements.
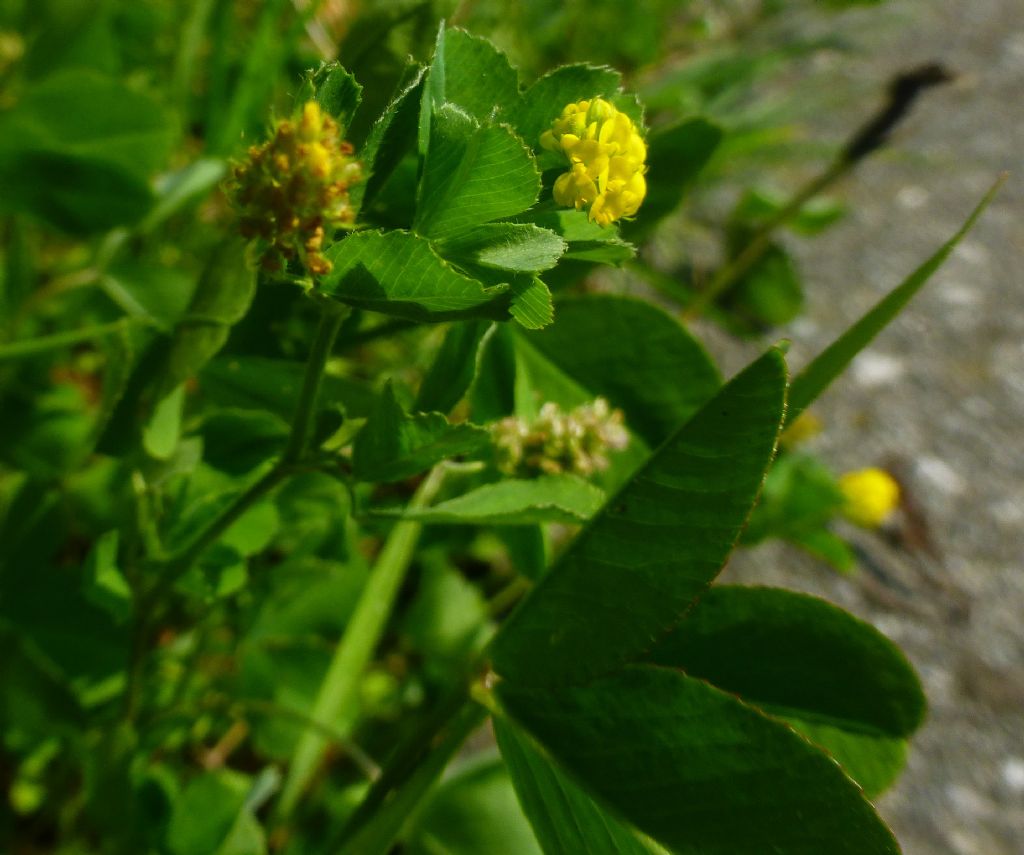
<box><xmin>227</xmin><ymin>101</ymin><xmax>362</xmax><ymax>276</ymax></box>
<box><xmin>839</xmin><ymin>467</ymin><xmax>900</xmax><ymax>528</ymax></box>
<box><xmin>492</xmin><ymin>398</ymin><xmax>630</xmax><ymax>478</ymax></box>
<box><xmin>540</xmin><ymin>98</ymin><xmax>647</xmax><ymax>226</ymax></box>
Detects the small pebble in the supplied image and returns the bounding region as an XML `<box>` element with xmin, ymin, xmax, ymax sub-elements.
<box><xmin>852</xmin><ymin>351</ymin><xmax>906</xmax><ymax>387</ymax></box>
<box><xmin>916</xmin><ymin>456</ymin><xmax>966</xmax><ymax>496</ymax></box>
<box><xmin>1002</xmin><ymin>758</ymin><xmax>1024</xmax><ymax>793</ymax></box>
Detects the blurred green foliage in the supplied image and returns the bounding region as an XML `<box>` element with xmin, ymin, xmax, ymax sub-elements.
<box><xmin>0</xmin><ymin>0</ymin><xmax>988</xmax><ymax>852</ymax></box>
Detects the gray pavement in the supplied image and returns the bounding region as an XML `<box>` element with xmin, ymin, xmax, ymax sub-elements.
<box><xmin>708</xmin><ymin>1</ymin><xmax>1023</xmax><ymax>852</ymax></box>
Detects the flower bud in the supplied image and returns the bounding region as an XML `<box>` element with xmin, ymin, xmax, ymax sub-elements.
<box><xmin>227</xmin><ymin>101</ymin><xmax>362</xmax><ymax>276</ymax></box>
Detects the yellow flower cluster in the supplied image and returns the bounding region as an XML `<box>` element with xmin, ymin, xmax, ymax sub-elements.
<box><xmin>540</xmin><ymin>98</ymin><xmax>647</xmax><ymax>226</ymax></box>
<box><xmin>228</xmin><ymin>102</ymin><xmax>362</xmax><ymax>276</ymax></box>
<box><xmin>839</xmin><ymin>468</ymin><xmax>901</xmax><ymax>528</ymax></box>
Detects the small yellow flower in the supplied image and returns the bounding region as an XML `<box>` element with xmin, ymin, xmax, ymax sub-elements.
<box><xmin>839</xmin><ymin>468</ymin><xmax>900</xmax><ymax>528</ymax></box>
<box><xmin>542</xmin><ymin>98</ymin><xmax>647</xmax><ymax>226</ymax></box>
<box><xmin>227</xmin><ymin>101</ymin><xmax>362</xmax><ymax>276</ymax></box>
<box><xmin>553</xmin><ymin>163</ymin><xmax>599</xmax><ymax>210</ymax></box>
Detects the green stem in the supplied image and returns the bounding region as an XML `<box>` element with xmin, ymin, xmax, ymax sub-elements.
<box><xmin>124</xmin><ymin>299</ymin><xmax>346</xmax><ymax>722</ymax></box>
<box><xmin>684</xmin><ymin>158</ymin><xmax>852</xmax><ymax>320</ymax></box>
<box><xmin>166</xmin><ymin>299</ymin><xmax>346</xmax><ymax>578</ymax></box>
<box><xmin>0</xmin><ymin>318</ymin><xmax>141</xmax><ymax>361</ymax></box>
<box><xmin>487</xmin><ymin>576</ymin><xmax>531</xmax><ymax>618</ymax></box>
<box><xmin>335</xmin><ymin>696</ymin><xmax>488</xmax><ymax>854</ymax></box>
<box><xmin>282</xmin><ymin>302</ymin><xmax>348</xmax><ymax>463</ymax></box>
<box><xmin>166</xmin><ymin>465</ymin><xmax>290</xmax><ymax>585</ymax></box>
<box><xmin>276</xmin><ymin>463</ymin><xmax>449</xmax><ymax>819</ymax></box>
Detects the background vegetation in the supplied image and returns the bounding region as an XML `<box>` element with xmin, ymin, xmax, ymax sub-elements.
<box><xmin>0</xmin><ymin>0</ymin><xmax>1012</xmax><ymax>853</ymax></box>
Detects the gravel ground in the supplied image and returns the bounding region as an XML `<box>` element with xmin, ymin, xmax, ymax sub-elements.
<box><xmin>706</xmin><ymin>1</ymin><xmax>1024</xmax><ymax>852</ymax></box>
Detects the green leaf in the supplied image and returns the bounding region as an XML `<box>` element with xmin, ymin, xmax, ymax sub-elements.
<box><xmin>89</xmin><ymin>321</ymin><xmax>138</xmax><ymax>454</ymax></box>
<box><xmin>0</xmin><ymin>630</ymin><xmax>84</xmax><ymax>741</ymax></box>
<box><xmin>310</xmin><ymin>61</ymin><xmax>363</xmax><ymax>128</ymax></box>
<box><xmin>419</xmin><ymin>23</ymin><xmax>448</xmax><ymax>157</ymax></box>
<box><xmin>82</xmin><ymin>530</ymin><xmax>131</xmax><ymax>624</ymax></box>
<box><xmin>199</xmin><ymin>355</ymin><xmax>376</xmax><ymax>422</ymax></box>
<box><xmin>143</xmin><ymin>384</ymin><xmax>186</xmax><ymax>461</ymax></box>
<box><xmin>734</xmin><ymin>187</ymin><xmax>846</xmax><ymax>236</ymax></box>
<box><xmin>784</xmin><ymin>718</ymin><xmax>907</xmax><ymax>799</ymax></box>
<box><xmin>495</xmin><ymin>719</ymin><xmax>662</xmax><ymax>855</ymax></box>
<box><xmin>19</xmin><ymin>1</ymin><xmax>120</xmax><ymax>78</ymax></box>
<box><xmin>1</xmin><ymin>70</ymin><xmax>176</xmax><ymax>178</ymax></box>
<box><xmin>519</xmin><ymin>210</ymin><xmax>620</xmax><ymax>244</ymax></box>
<box><xmin>436</xmin><ymin>223</ymin><xmax>566</xmax><ymax>274</ymax></box>
<box><xmin>517</xmin><ymin>210</ymin><xmax>635</xmax><ymax>264</ymax></box>
<box><xmin>0</xmin><ymin>492</ymin><xmax>128</xmax><ymax>701</ymax></box>
<box><xmin>353</xmin><ymin>65</ymin><xmax>426</xmax><ymax>214</ymax></box>
<box><xmin>0</xmin><ymin>150</ymin><xmax>154</xmax><ymax>234</ymax></box>
<box><xmin>102</xmin><ymin>261</ymin><xmax>198</xmax><ymax>331</ymax></box>
<box><xmin>645</xmin><ymin>585</ymin><xmax>926</xmax><ymax>737</ymax></box>
<box><xmin>271</xmin><ymin>473</ymin><xmax>354</xmax><ymax>561</ymax></box>
<box><xmin>141</xmin><ymin>158</ymin><xmax>226</xmax><ymax>233</ymax></box>
<box><xmin>321</xmin><ymin>230</ymin><xmax>509</xmax><ymax>322</ymax></box>
<box><xmin>789</xmin><ymin>527</ymin><xmax>857</xmax><ymax>573</ymax></box>
<box><xmin>407</xmin><ymin>754</ymin><xmax>543</xmax><ymax>855</ymax></box>
<box><xmin>222</xmin><ymin>500</ymin><xmax>280</xmax><ymax>558</ymax></box>
<box><xmin>509</xmin><ymin>278</ymin><xmax>554</xmax><ymax>330</ymax></box>
<box><xmin>353</xmin><ymin>382</ymin><xmax>490</xmax><ymax>482</ymax></box>
<box><xmin>518</xmin><ymin>295</ymin><xmax>721</xmax><ymax>446</ymax></box>
<box><xmin>722</xmin><ymin>243</ymin><xmax>805</xmax><ymax>332</ymax></box>
<box><xmin>560</xmin><ymin>241</ymin><xmax>636</xmax><ymax>264</ymax></box>
<box><xmin>166</xmin><ymin>770</ymin><xmax>266</xmax><ymax>855</ymax></box>
<box><xmin>198</xmin><ymin>409</ymin><xmax>289</xmax><ymax>475</ymax></box>
<box><xmin>787</xmin><ymin>176</ymin><xmax>1004</xmax><ymax>423</ymax></box>
<box><xmin>415</xmin><ymin>321</ymin><xmax>493</xmax><ymax>414</ymax></box>
<box><xmin>489</xmin><ymin>347</ymin><xmax>785</xmax><ymax>685</ymax></box>
<box><xmin>414</xmin><ymin>103</ymin><xmax>540</xmax><ymax>240</ymax></box>
<box><xmin>425</xmin><ymin>27</ymin><xmax>523</xmax><ymax>124</ymax></box>
<box><xmin>470</xmin><ymin>324</ymin><xmax>517</xmax><ymax>422</ymax></box>
<box><xmin>742</xmin><ymin>454</ymin><xmax>854</xmax><ymax>570</ymax></box>
<box><xmin>177</xmin><ymin>547</ymin><xmax>248</xmax><ymax>603</ymax></box>
<box><xmin>1</xmin><ymin>216</ymin><xmax>34</xmax><ymax>318</ymax></box>
<box><xmin>496</xmin><ymin>665</ymin><xmax>899</xmax><ymax>855</ymax></box>
<box><xmin>217</xmin><ymin>811</ymin><xmax>267</xmax><ymax>855</ymax></box>
<box><xmin>160</xmin><ymin>240</ymin><xmax>256</xmax><ymax>397</ymax></box>
<box><xmin>743</xmin><ymin>453</ymin><xmax>845</xmax><ymax>544</ymax></box>
<box><xmin>623</xmin><ymin>117</ymin><xmax>723</xmax><ymax>239</ymax></box>
<box><xmin>0</xmin><ymin>98</ymin><xmax>168</xmax><ymax>223</ymax></box>
<box><xmin>401</xmin><ymin>555</ymin><xmax>491</xmax><ymax>668</ymax></box>
<box><xmin>398</xmin><ymin>475</ymin><xmax>605</xmax><ymax>526</ymax></box>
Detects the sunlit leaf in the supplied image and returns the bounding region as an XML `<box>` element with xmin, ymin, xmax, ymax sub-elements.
<box><xmin>489</xmin><ymin>348</ymin><xmax>785</xmax><ymax>685</ymax></box>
